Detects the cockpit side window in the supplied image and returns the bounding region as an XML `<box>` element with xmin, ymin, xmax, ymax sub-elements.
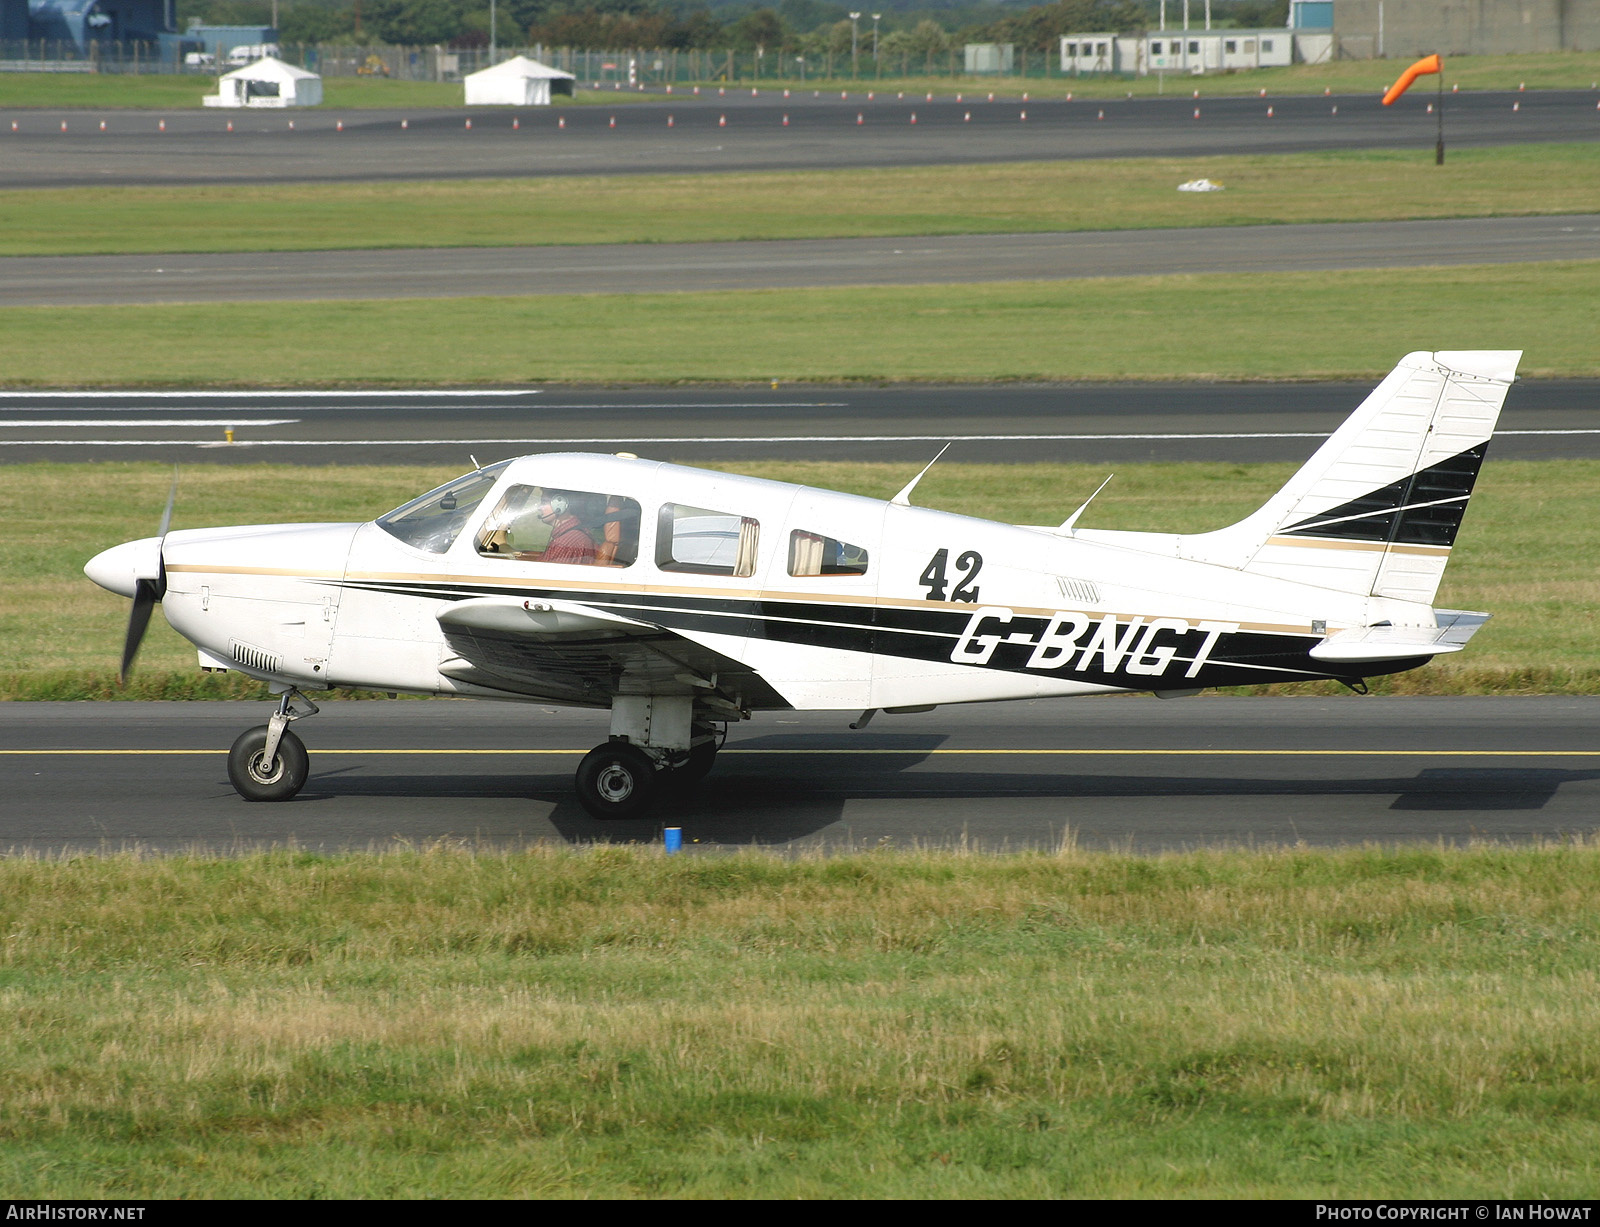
<box><xmin>657</xmin><ymin>504</ymin><xmax>760</xmax><ymax>577</ymax></box>
<box><xmin>788</xmin><ymin>530</ymin><xmax>869</xmax><ymax>577</ymax></box>
<box><xmin>476</xmin><ymin>485</ymin><xmax>641</xmax><ymax>567</ymax></box>
<box><xmin>376</xmin><ymin>462</ymin><xmax>511</xmax><ymax>554</ymax></box>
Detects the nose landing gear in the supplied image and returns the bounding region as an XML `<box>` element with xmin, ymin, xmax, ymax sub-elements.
<box><xmin>227</xmin><ymin>688</ymin><xmax>319</xmax><ymax>802</ymax></box>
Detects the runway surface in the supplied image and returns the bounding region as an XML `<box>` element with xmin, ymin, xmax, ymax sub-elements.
<box><xmin>7</xmin><ymin>213</ymin><xmax>1597</xmax><ymax>307</ymax></box>
<box><xmin>3</xmin><ymin>381</ymin><xmax>1595</xmax><ymax>465</ymax></box>
<box><xmin>3</xmin><ymin>698</ymin><xmax>1595</xmax><ymax>855</ymax></box>
<box><xmin>5</xmin><ymin>89</ymin><xmax>1597</xmax><ymax>187</ymax></box>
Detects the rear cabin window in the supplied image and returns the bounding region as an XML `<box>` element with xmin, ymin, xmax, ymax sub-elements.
<box><xmin>476</xmin><ymin>485</ymin><xmax>641</xmax><ymax>567</ymax></box>
<box><xmin>788</xmin><ymin>530</ymin><xmax>869</xmax><ymax>577</ymax></box>
<box><xmin>656</xmin><ymin>504</ymin><xmax>759</xmax><ymax>577</ymax></box>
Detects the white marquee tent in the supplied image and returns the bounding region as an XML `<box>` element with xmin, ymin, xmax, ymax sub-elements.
<box><xmin>463</xmin><ymin>56</ymin><xmax>576</xmax><ymax>106</ymax></box>
<box><xmin>203</xmin><ymin>57</ymin><xmax>323</xmax><ymax>109</ymax></box>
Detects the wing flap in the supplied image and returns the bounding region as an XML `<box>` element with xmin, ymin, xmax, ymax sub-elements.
<box><xmin>434</xmin><ymin>594</ymin><xmax>789</xmax><ymax>709</ymax></box>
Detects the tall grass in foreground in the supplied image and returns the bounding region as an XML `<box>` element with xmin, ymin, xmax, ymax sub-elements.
<box><xmin>1</xmin><ymin>843</ymin><xmax>1597</xmax><ymax>1197</ymax></box>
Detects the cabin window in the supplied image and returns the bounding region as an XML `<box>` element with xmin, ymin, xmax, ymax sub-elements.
<box><xmin>1065</xmin><ymin>42</ymin><xmax>1077</xmax><ymax>56</ymax></box>
<box><xmin>1262</xmin><ymin>39</ymin><xmax>1274</xmax><ymax>52</ymax></box>
<box><xmin>377</xmin><ymin>461</ymin><xmax>511</xmax><ymax>554</ymax></box>
<box><xmin>788</xmin><ymin>530</ymin><xmax>869</xmax><ymax>577</ymax></box>
<box><xmin>476</xmin><ymin>485</ymin><xmax>641</xmax><ymax>566</ymax></box>
<box><xmin>1225</xmin><ymin>40</ymin><xmax>1237</xmax><ymax>54</ymax></box>
<box><xmin>657</xmin><ymin>504</ymin><xmax>759</xmax><ymax>577</ymax></box>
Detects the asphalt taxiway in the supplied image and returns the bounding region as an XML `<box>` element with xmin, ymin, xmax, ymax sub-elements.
<box><xmin>2</xmin><ymin>381</ymin><xmax>1595</xmax><ymax>465</ymax></box>
<box><xmin>5</xmin><ymin>89</ymin><xmax>1598</xmax><ymax>187</ymax></box>
<box><xmin>3</xmin><ymin>698</ymin><xmax>1595</xmax><ymax>855</ymax></box>
<box><xmin>6</xmin><ymin>214</ymin><xmax>1596</xmax><ymax>307</ymax></box>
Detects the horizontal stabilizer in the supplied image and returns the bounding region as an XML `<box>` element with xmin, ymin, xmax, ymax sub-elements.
<box><xmin>1309</xmin><ymin>609</ymin><xmax>1490</xmax><ymax>664</ymax></box>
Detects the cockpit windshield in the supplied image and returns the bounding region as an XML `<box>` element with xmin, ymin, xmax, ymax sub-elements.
<box><xmin>376</xmin><ymin>462</ymin><xmax>511</xmax><ymax>554</ymax></box>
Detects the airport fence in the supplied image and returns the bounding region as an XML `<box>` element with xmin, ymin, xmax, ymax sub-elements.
<box><xmin>0</xmin><ymin>40</ymin><xmax>1112</xmax><ymax>83</ymax></box>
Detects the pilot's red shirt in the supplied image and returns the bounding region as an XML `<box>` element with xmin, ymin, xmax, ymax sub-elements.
<box><xmin>541</xmin><ymin>514</ymin><xmax>596</xmax><ymax>564</ymax></box>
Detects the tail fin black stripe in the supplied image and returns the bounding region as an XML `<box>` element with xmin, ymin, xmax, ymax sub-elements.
<box><xmin>1291</xmin><ymin>494</ymin><xmax>1469</xmax><ymax>536</ymax></box>
<box><xmin>1280</xmin><ymin>443</ymin><xmax>1489</xmax><ymax>548</ymax></box>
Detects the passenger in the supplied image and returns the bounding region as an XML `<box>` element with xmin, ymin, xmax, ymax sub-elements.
<box><xmin>536</xmin><ymin>493</ymin><xmax>596</xmax><ymax>564</ymax></box>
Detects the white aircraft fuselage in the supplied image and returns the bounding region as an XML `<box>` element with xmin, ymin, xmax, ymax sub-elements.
<box><xmin>84</xmin><ymin>351</ymin><xmax>1519</xmax><ymax>816</ymax></box>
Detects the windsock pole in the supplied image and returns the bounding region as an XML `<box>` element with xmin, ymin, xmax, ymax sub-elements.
<box><xmin>1436</xmin><ymin>72</ymin><xmax>1445</xmax><ymax>164</ymax></box>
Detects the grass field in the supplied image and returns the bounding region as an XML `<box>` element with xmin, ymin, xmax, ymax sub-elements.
<box><xmin>4</xmin><ymin>49</ymin><xmax>1600</xmax><ymax>109</ymax></box>
<box><xmin>2</xmin><ymin>842</ymin><xmax>1598</xmax><ymax>1197</ymax></box>
<box><xmin>0</xmin><ymin>261</ymin><xmax>1594</xmax><ymax>386</ymax></box>
<box><xmin>5</xmin><ymin>145</ymin><xmax>1599</xmax><ymax>257</ymax></box>
<box><xmin>12</xmin><ymin>457</ymin><xmax>1596</xmax><ymax>700</ymax></box>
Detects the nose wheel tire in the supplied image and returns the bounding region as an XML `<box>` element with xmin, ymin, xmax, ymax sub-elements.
<box><xmin>227</xmin><ymin>725</ymin><xmax>309</xmax><ymax>802</ymax></box>
<box><xmin>575</xmin><ymin>742</ymin><xmax>660</xmax><ymax>820</ymax></box>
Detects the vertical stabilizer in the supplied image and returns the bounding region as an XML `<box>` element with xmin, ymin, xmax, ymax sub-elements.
<box><xmin>1177</xmin><ymin>350</ymin><xmax>1519</xmax><ymax>603</ymax></box>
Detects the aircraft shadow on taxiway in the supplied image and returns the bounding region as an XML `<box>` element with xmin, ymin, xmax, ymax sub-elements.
<box><xmin>283</xmin><ymin>733</ymin><xmax>1600</xmax><ymax>845</ymax></box>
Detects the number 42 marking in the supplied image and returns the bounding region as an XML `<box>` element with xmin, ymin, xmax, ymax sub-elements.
<box><xmin>919</xmin><ymin>548</ymin><xmax>982</xmax><ymax>603</ymax></box>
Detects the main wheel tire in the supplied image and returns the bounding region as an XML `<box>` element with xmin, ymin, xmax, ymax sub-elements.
<box><xmin>575</xmin><ymin>742</ymin><xmax>660</xmax><ymax>820</ymax></box>
<box><xmin>227</xmin><ymin>725</ymin><xmax>309</xmax><ymax>802</ymax></box>
<box><xmin>668</xmin><ymin>740</ymin><xmax>718</xmax><ymax>789</ymax></box>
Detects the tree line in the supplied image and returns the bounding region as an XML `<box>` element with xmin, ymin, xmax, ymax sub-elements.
<box><xmin>176</xmin><ymin>0</ymin><xmax>1287</xmax><ymax>53</ymax></box>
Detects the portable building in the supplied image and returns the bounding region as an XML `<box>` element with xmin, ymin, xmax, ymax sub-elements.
<box><xmin>1063</xmin><ymin>28</ymin><xmax>1294</xmax><ymax>75</ymax></box>
<box><xmin>202</xmin><ymin>55</ymin><xmax>322</xmax><ymax>108</ymax></box>
<box><xmin>463</xmin><ymin>56</ymin><xmax>576</xmax><ymax>106</ymax></box>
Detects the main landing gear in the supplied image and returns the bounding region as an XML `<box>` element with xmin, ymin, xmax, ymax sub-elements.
<box><xmin>221</xmin><ymin>689</ymin><xmax>731</xmax><ymax>816</ymax></box>
<box><xmin>227</xmin><ymin>688</ymin><xmax>318</xmax><ymax>802</ymax></box>
<box><xmin>574</xmin><ymin>695</ymin><xmax>727</xmax><ymax>820</ymax></box>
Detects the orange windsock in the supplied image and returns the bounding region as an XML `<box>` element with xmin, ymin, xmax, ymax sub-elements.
<box><xmin>1382</xmin><ymin>54</ymin><xmax>1442</xmax><ymax>105</ymax></box>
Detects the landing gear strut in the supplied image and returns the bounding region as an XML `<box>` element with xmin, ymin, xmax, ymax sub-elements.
<box><xmin>227</xmin><ymin>688</ymin><xmax>318</xmax><ymax>802</ymax></box>
<box><xmin>574</xmin><ymin>697</ymin><xmax>729</xmax><ymax>819</ymax></box>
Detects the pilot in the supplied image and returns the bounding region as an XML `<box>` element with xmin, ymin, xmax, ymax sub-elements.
<box><xmin>536</xmin><ymin>493</ymin><xmax>596</xmax><ymax>564</ymax></box>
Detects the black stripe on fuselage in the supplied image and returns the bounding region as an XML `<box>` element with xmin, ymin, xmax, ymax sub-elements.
<box><xmin>1279</xmin><ymin>443</ymin><xmax>1489</xmax><ymax>547</ymax></box>
<box><xmin>331</xmin><ymin>578</ymin><xmax>1425</xmax><ymax>688</ymax></box>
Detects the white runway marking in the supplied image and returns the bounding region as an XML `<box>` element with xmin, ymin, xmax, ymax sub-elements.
<box><xmin>0</xmin><ymin>400</ymin><xmax>848</xmax><ymax>412</ymax></box>
<box><xmin>1</xmin><ymin>428</ymin><xmax>1593</xmax><ymax>448</ymax></box>
<box><xmin>0</xmin><ymin>389</ymin><xmax>543</xmax><ymax>399</ymax></box>
<box><xmin>0</xmin><ymin>419</ymin><xmax>300</xmax><ymax>428</ymax></box>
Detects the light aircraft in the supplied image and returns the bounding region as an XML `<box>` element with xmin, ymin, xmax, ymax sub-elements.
<box><xmin>85</xmin><ymin>350</ymin><xmax>1519</xmax><ymax>819</ymax></box>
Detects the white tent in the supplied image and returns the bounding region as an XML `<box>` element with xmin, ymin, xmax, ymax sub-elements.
<box><xmin>463</xmin><ymin>56</ymin><xmax>576</xmax><ymax>106</ymax></box>
<box><xmin>203</xmin><ymin>57</ymin><xmax>323</xmax><ymax>109</ymax></box>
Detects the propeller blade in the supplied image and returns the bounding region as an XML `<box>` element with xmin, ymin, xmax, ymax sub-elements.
<box><xmin>118</xmin><ymin>470</ymin><xmax>177</xmax><ymax>682</ymax></box>
<box><xmin>120</xmin><ymin>578</ymin><xmax>158</xmax><ymax>684</ymax></box>
<box><xmin>153</xmin><ymin>469</ymin><xmax>177</xmax><ymax>601</ymax></box>
<box><xmin>157</xmin><ymin>469</ymin><xmax>177</xmax><ymax>539</ymax></box>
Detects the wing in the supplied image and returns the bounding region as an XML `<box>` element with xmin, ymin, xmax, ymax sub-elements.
<box><xmin>435</xmin><ymin>595</ymin><xmax>789</xmax><ymax>713</ymax></box>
